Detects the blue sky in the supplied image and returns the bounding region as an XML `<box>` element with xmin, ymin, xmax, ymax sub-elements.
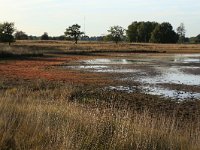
<box><xmin>0</xmin><ymin>0</ymin><xmax>199</xmax><ymax>37</ymax></box>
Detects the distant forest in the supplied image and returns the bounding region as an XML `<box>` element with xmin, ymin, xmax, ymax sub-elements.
<box><xmin>0</xmin><ymin>21</ymin><xmax>200</xmax><ymax>45</ymax></box>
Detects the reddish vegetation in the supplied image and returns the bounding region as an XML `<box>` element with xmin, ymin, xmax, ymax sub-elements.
<box><xmin>0</xmin><ymin>56</ymin><xmax>109</xmax><ymax>84</ymax></box>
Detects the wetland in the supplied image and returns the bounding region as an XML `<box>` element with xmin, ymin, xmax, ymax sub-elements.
<box><xmin>65</xmin><ymin>53</ymin><xmax>200</xmax><ymax>100</ymax></box>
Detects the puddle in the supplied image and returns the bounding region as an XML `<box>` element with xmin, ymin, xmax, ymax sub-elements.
<box><xmin>142</xmin><ymin>85</ymin><xmax>200</xmax><ymax>100</ymax></box>
<box><xmin>174</xmin><ymin>58</ymin><xmax>200</xmax><ymax>63</ymax></box>
<box><xmin>84</xmin><ymin>59</ymin><xmax>150</xmax><ymax>65</ymax></box>
<box><xmin>106</xmin><ymin>85</ymin><xmax>200</xmax><ymax>100</ymax></box>
<box><xmin>140</xmin><ymin>67</ymin><xmax>200</xmax><ymax>86</ymax></box>
<box><xmin>66</xmin><ymin>65</ymin><xmax>139</xmax><ymax>73</ymax></box>
<box><xmin>106</xmin><ymin>86</ymin><xmax>138</xmax><ymax>93</ymax></box>
<box><xmin>65</xmin><ymin>54</ymin><xmax>200</xmax><ymax>100</ymax></box>
<box><xmin>174</xmin><ymin>54</ymin><xmax>200</xmax><ymax>57</ymax></box>
<box><xmin>174</xmin><ymin>54</ymin><xmax>200</xmax><ymax>63</ymax></box>
<box><xmin>77</xmin><ymin>65</ymin><xmax>108</xmax><ymax>69</ymax></box>
<box><xmin>65</xmin><ymin>65</ymin><xmax>108</xmax><ymax>70</ymax></box>
<box><xmin>95</xmin><ymin>69</ymin><xmax>139</xmax><ymax>73</ymax></box>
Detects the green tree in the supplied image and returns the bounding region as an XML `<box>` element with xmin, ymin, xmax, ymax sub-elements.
<box><xmin>141</xmin><ymin>21</ymin><xmax>158</xmax><ymax>42</ymax></box>
<box><xmin>127</xmin><ymin>21</ymin><xmax>158</xmax><ymax>43</ymax></box>
<box><xmin>150</xmin><ymin>22</ymin><xmax>178</xmax><ymax>43</ymax></box>
<box><xmin>0</xmin><ymin>22</ymin><xmax>15</xmax><ymax>45</ymax></box>
<box><xmin>127</xmin><ymin>21</ymin><xmax>139</xmax><ymax>42</ymax></box>
<box><xmin>177</xmin><ymin>23</ymin><xmax>186</xmax><ymax>43</ymax></box>
<box><xmin>136</xmin><ymin>22</ymin><xmax>146</xmax><ymax>42</ymax></box>
<box><xmin>15</xmin><ymin>31</ymin><xmax>28</xmax><ymax>40</ymax></box>
<box><xmin>41</xmin><ymin>32</ymin><xmax>49</xmax><ymax>40</ymax></box>
<box><xmin>64</xmin><ymin>24</ymin><xmax>84</xmax><ymax>44</ymax></box>
<box><xmin>103</xmin><ymin>34</ymin><xmax>113</xmax><ymax>42</ymax></box>
<box><xmin>194</xmin><ymin>34</ymin><xmax>200</xmax><ymax>43</ymax></box>
<box><xmin>58</xmin><ymin>35</ymin><xmax>66</xmax><ymax>41</ymax></box>
<box><xmin>108</xmin><ymin>26</ymin><xmax>125</xmax><ymax>44</ymax></box>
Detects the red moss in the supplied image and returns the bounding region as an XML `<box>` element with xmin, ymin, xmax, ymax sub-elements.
<box><xmin>0</xmin><ymin>56</ymin><xmax>109</xmax><ymax>85</ymax></box>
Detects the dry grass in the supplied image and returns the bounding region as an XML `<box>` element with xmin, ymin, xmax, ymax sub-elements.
<box><xmin>0</xmin><ymin>80</ymin><xmax>199</xmax><ymax>150</ymax></box>
<box><xmin>0</xmin><ymin>44</ymin><xmax>44</xmax><ymax>59</ymax></box>
<box><xmin>11</xmin><ymin>40</ymin><xmax>200</xmax><ymax>53</ymax></box>
<box><xmin>0</xmin><ymin>41</ymin><xmax>200</xmax><ymax>149</ymax></box>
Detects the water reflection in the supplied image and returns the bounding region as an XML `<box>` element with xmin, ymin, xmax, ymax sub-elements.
<box><xmin>84</xmin><ymin>59</ymin><xmax>150</xmax><ymax>65</ymax></box>
<box><xmin>174</xmin><ymin>54</ymin><xmax>200</xmax><ymax>63</ymax></box>
<box><xmin>140</xmin><ymin>67</ymin><xmax>200</xmax><ymax>86</ymax></box>
<box><xmin>66</xmin><ymin>65</ymin><xmax>139</xmax><ymax>73</ymax></box>
<box><xmin>106</xmin><ymin>85</ymin><xmax>200</xmax><ymax>100</ymax></box>
<box><xmin>142</xmin><ymin>85</ymin><xmax>200</xmax><ymax>100</ymax></box>
<box><xmin>66</xmin><ymin>54</ymin><xmax>200</xmax><ymax>100</ymax></box>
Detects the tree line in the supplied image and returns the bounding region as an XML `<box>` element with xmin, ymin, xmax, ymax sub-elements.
<box><xmin>106</xmin><ymin>21</ymin><xmax>185</xmax><ymax>44</ymax></box>
<box><xmin>0</xmin><ymin>21</ymin><xmax>199</xmax><ymax>45</ymax></box>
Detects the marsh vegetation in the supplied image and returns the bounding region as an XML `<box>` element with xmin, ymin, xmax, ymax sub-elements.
<box><xmin>0</xmin><ymin>41</ymin><xmax>200</xmax><ymax>149</ymax></box>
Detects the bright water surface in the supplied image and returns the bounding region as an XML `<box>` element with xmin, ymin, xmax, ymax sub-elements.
<box><xmin>66</xmin><ymin>54</ymin><xmax>200</xmax><ymax>100</ymax></box>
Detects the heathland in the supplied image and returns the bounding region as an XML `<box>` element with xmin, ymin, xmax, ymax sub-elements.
<box><xmin>0</xmin><ymin>41</ymin><xmax>200</xmax><ymax>150</ymax></box>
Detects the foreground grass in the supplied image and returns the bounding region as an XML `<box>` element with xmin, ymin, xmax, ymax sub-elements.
<box><xmin>0</xmin><ymin>80</ymin><xmax>199</xmax><ymax>150</ymax></box>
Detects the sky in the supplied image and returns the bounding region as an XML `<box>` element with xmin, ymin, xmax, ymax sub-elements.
<box><xmin>0</xmin><ymin>0</ymin><xmax>199</xmax><ymax>37</ymax></box>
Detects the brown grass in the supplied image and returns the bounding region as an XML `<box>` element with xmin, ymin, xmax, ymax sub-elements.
<box><xmin>11</xmin><ymin>40</ymin><xmax>200</xmax><ymax>53</ymax></box>
<box><xmin>0</xmin><ymin>41</ymin><xmax>200</xmax><ymax>149</ymax></box>
<box><xmin>0</xmin><ymin>81</ymin><xmax>199</xmax><ymax>150</ymax></box>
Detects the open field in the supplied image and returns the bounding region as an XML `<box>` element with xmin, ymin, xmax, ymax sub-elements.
<box><xmin>2</xmin><ymin>40</ymin><xmax>200</xmax><ymax>54</ymax></box>
<box><xmin>0</xmin><ymin>41</ymin><xmax>200</xmax><ymax>149</ymax></box>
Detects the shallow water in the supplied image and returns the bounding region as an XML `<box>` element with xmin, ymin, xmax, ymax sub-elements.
<box><xmin>174</xmin><ymin>58</ymin><xmax>200</xmax><ymax>63</ymax></box>
<box><xmin>173</xmin><ymin>54</ymin><xmax>200</xmax><ymax>63</ymax></box>
<box><xmin>140</xmin><ymin>67</ymin><xmax>200</xmax><ymax>86</ymax></box>
<box><xmin>76</xmin><ymin>65</ymin><xmax>108</xmax><ymax>69</ymax></box>
<box><xmin>107</xmin><ymin>86</ymin><xmax>138</xmax><ymax>93</ymax></box>
<box><xmin>142</xmin><ymin>85</ymin><xmax>200</xmax><ymax>100</ymax></box>
<box><xmin>66</xmin><ymin>54</ymin><xmax>200</xmax><ymax>100</ymax></box>
<box><xmin>106</xmin><ymin>85</ymin><xmax>200</xmax><ymax>100</ymax></box>
<box><xmin>84</xmin><ymin>59</ymin><xmax>152</xmax><ymax>65</ymax></box>
<box><xmin>95</xmin><ymin>69</ymin><xmax>139</xmax><ymax>73</ymax></box>
<box><xmin>66</xmin><ymin>65</ymin><xmax>140</xmax><ymax>73</ymax></box>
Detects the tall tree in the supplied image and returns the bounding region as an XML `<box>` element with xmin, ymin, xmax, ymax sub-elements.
<box><xmin>126</xmin><ymin>21</ymin><xmax>139</xmax><ymax>42</ymax></box>
<box><xmin>108</xmin><ymin>26</ymin><xmax>125</xmax><ymax>44</ymax></box>
<box><xmin>143</xmin><ymin>21</ymin><xmax>158</xmax><ymax>42</ymax></box>
<box><xmin>194</xmin><ymin>34</ymin><xmax>200</xmax><ymax>43</ymax></box>
<box><xmin>126</xmin><ymin>21</ymin><xmax>158</xmax><ymax>43</ymax></box>
<box><xmin>150</xmin><ymin>22</ymin><xmax>178</xmax><ymax>43</ymax></box>
<box><xmin>0</xmin><ymin>22</ymin><xmax>15</xmax><ymax>45</ymax></box>
<box><xmin>137</xmin><ymin>22</ymin><xmax>146</xmax><ymax>42</ymax></box>
<box><xmin>41</xmin><ymin>32</ymin><xmax>49</xmax><ymax>40</ymax></box>
<box><xmin>15</xmin><ymin>31</ymin><xmax>28</xmax><ymax>40</ymax></box>
<box><xmin>177</xmin><ymin>23</ymin><xmax>186</xmax><ymax>43</ymax></box>
<box><xmin>64</xmin><ymin>24</ymin><xmax>84</xmax><ymax>44</ymax></box>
